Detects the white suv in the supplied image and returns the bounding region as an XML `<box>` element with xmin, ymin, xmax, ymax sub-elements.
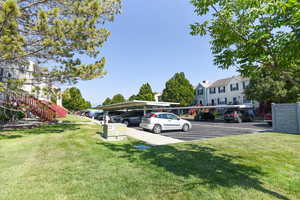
<box><xmin>140</xmin><ymin>112</ymin><xmax>192</xmax><ymax>134</ymax></box>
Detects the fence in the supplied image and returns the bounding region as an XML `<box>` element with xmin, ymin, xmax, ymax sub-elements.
<box><xmin>272</xmin><ymin>103</ymin><xmax>300</xmax><ymax>134</ymax></box>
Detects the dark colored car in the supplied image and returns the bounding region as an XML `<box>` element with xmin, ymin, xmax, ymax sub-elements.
<box><xmin>94</xmin><ymin>112</ymin><xmax>104</xmax><ymax>121</ymax></box>
<box><xmin>194</xmin><ymin>112</ymin><xmax>215</xmax><ymax>121</ymax></box>
<box><xmin>224</xmin><ymin>109</ymin><xmax>255</xmax><ymax>123</ymax></box>
<box><xmin>120</xmin><ymin>110</ymin><xmax>145</xmax><ymax>126</ymax></box>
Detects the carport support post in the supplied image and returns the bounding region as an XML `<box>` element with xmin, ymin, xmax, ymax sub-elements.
<box><xmin>143</xmin><ymin>106</ymin><xmax>147</xmax><ymax>115</ymax></box>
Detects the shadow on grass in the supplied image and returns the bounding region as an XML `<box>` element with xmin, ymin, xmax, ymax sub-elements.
<box><xmin>0</xmin><ymin>124</ymin><xmax>80</xmax><ymax>140</ymax></box>
<box><xmin>100</xmin><ymin>142</ymin><xmax>289</xmax><ymax>200</ymax></box>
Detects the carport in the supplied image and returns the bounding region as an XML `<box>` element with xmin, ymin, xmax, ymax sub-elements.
<box><xmin>97</xmin><ymin>100</ymin><xmax>180</xmax><ymax>114</ymax></box>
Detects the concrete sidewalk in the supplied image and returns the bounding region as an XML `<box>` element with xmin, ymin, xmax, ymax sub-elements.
<box><xmin>78</xmin><ymin>116</ymin><xmax>183</xmax><ymax>145</ymax></box>
<box><xmin>123</xmin><ymin>128</ymin><xmax>183</xmax><ymax>146</ymax></box>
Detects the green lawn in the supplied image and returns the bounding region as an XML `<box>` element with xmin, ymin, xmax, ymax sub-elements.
<box><xmin>0</xmin><ymin>116</ymin><xmax>299</xmax><ymax>200</ymax></box>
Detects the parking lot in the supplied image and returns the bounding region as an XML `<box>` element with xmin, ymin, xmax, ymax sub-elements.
<box><xmin>134</xmin><ymin>120</ymin><xmax>272</xmax><ymax>141</ymax></box>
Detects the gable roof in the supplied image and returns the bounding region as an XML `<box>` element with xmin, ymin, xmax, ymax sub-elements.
<box><xmin>196</xmin><ymin>81</ymin><xmax>211</xmax><ymax>89</ymax></box>
<box><xmin>208</xmin><ymin>75</ymin><xmax>249</xmax><ymax>88</ymax></box>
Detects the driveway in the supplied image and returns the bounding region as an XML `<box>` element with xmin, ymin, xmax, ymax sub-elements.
<box><xmin>133</xmin><ymin>120</ymin><xmax>272</xmax><ymax>141</ymax></box>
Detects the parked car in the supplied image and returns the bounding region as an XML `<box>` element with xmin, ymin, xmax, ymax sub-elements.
<box><xmin>109</xmin><ymin>111</ymin><xmax>125</xmax><ymax>123</ymax></box>
<box><xmin>264</xmin><ymin>113</ymin><xmax>272</xmax><ymax>126</ymax></box>
<box><xmin>140</xmin><ymin>112</ymin><xmax>192</xmax><ymax>134</ymax></box>
<box><xmin>120</xmin><ymin>110</ymin><xmax>144</xmax><ymax>126</ymax></box>
<box><xmin>94</xmin><ymin>112</ymin><xmax>104</xmax><ymax>121</ymax></box>
<box><xmin>194</xmin><ymin>111</ymin><xmax>215</xmax><ymax>121</ymax></box>
<box><xmin>224</xmin><ymin>109</ymin><xmax>255</xmax><ymax>123</ymax></box>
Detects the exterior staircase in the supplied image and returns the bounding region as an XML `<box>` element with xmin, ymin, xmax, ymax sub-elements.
<box><xmin>1</xmin><ymin>89</ymin><xmax>65</xmax><ymax>121</ymax></box>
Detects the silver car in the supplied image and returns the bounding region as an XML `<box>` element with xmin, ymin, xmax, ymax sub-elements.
<box><xmin>140</xmin><ymin>112</ymin><xmax>192</xmax><ymax>134</ymax></box>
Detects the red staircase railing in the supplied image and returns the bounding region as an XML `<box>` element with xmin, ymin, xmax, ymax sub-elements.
<box><xmin>3</xmin><ymin>90</ymin><xmax>56</xmax><ymax>121</ymax></box>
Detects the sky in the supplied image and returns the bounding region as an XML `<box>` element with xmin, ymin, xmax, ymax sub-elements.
<box><xmin>74</xmin><ymin>0</ymin><xmax>238</xmax><ymax>106</ymax></box>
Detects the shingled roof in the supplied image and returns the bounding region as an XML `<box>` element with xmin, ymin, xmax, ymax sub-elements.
<box><xmin>208</xmin><ymin>75</ymin><xmax>249</xmax><ymax>88</ymax></box>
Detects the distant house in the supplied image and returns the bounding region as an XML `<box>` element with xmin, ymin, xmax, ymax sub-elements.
<box><xmin>195</xmin><ymin>75</ymin><xmax>254</xmax><ymax>106</ymax></box>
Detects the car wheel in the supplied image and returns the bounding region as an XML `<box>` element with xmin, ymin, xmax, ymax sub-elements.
<box><xmin>182</xmin><ymin>124</ymin><xmax>190</xmax><ymax>132</ymax></box>
<box><xmin>267</xmin><ymin>122</ymin><xmax>272</xmax><ymax>126</ymax></box>
<box><xmin>153</xmin><ymin>124</ymin><xmax>162</xmax><ymax>134</ymax></box>
<box><xmin>123</xmin><ymin>120</ymin><xmax>129</xmax><ymax>127</ymax></box>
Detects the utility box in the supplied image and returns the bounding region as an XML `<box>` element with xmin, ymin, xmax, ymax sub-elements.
<box><xmin>101</xmin><ymin>123</ymin><xmax>128</xmax><ymax>141</ymax></box>
<box><xmin>272</xmin><ymin>103</ymin><xmax>300</xmax><ymax>134</ymax></box>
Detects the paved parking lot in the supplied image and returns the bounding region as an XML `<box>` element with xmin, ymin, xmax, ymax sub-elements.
<box><xmin>133</xmin><ymin>120</ymin><xmax>272</xmax><ymax>141</ymax></box>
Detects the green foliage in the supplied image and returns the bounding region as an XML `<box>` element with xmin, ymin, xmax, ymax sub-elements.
<box><xmin>102</xmin><ymin>97</ymin><xmax>112</xmax><ymax>105</ymax></box>
<box><xmin>62</xmin><ymin>87</ymin><xmax>91</xmax><ymax>111</ymax></box>
<box><xmin>0</xmin><ymin>106</ymin><xmax>25</xmax><ymax>124</ymax></box>
<box><xmin>110</xmin><ymin>94</ymin><xmax>125</xmax><ymax>104</ymax></box>
<box><xmin>245</xmin><ymin>71</ymin><xmax>300</xmax><ymax>103</ymax></box>
<box><xmin>191</xmin><ymin>0</ymin><xmax>300</xmax><ymax>85</ymax></box>
<box><xmin>162</xmin><ymin>72</ymin><xmax>195</xmax><ymax>106</ymax></box>
<box><xmin>128</xmin><ymin>95</ymin><xmax>138</xmax><ymax>101</ymax></box>
<box><xmin>136</xmin><ymin>83</ymin><xmax>155</xmax><ymax>101</ymax></box>
<box><xmin>0</xmin><ymin>0</ymin><xmax>121</xmax><ymax>85</ymax></box>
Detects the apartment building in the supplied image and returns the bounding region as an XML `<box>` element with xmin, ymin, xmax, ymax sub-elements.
<box><xmin>195</xmin><ymin>75</ymin><xmax>253</xmax><ymax>106</ymax></box>
<box><xmin>0</xmin><ymin>61</ymin><xmax>61</xmax><ymax>105</ymax></box>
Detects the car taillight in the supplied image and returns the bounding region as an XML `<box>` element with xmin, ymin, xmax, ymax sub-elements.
<box><xmin>151</xmin><ymin>114</ymin><xmax>157</xmax><ymax>118</ymax></box>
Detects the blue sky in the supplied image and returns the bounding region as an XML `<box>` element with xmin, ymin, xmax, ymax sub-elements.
<box><xmin>74</xmin><ymin>0</ymin><xmax>237</xmax><ymax>106</ymax></box>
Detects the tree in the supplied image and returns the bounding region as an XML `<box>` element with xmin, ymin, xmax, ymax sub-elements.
<box><xmin>136</xmin><ymin>83</ymin><xmax>155</xmax><ymax>101</ymax></box>
<box><xmin>191</xmin><ymin>0</ymin><xmax>300</xmax><ymax>86</ymax></box>
<box><xmin>128</xmin><ymin>95</ymin><xmax>138</xmax><ymax>101</ymax></box>
<box><xmin>161</xmin><ymin>72</ymin><xmax>195</xmax><ymax>106</ymax></box>
<box><xmin>0</xmin><ymin>0</ymin><xmax>121</xmax><ymax>89</ymax></box>
<box><xmin>62</xmin><ymin>87</ymin><xmax>91</xmax><ymax>110</ymax></box>
<box><xmin>102</xmin><ymin>97</ymin><xmax>112</xmax><ymax>105</ymax></box>
<box><xmin>111</xmin><ymin>94</ymin><xmax>125</xmax><ymax>104</ymax></box>
<box><xmin>245</xmin><ymin>71</ymin><xmax>300</xmax><ymax>103</ymax></box>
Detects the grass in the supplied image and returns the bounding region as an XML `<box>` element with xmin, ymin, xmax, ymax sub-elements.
<box><xmin>0</xmin><ymin>115</ymin><xmax>299</xmax><ymax>200</ymax></box>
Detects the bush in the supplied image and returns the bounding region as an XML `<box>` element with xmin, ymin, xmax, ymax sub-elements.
<box><xmin>0</xmin><ymin>106</ymin><xmax>25</xmax><ymax>124</ymax></box>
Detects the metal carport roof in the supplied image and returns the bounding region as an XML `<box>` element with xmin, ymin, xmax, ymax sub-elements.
<box><xmin>97</xmin><ymin>100</ymin><xmax>180</xmax><ymax>111</ymax></box>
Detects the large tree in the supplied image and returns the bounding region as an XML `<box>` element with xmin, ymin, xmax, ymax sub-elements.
<box><xmin>136</xmin><ymin>83</ymin><xmax>155</xmax><ymax>101</ymax></box>
<box><xmin>110</xmin><ymin>93</ymin><xmax>125</xmax><ymax>104</ymax></box>
<box><xmin>102</xmin><ymin>97</ymin><xmax>112</xmax><ymax>105</ymax></box>
<box><xmin>128</xmin><ymin>94</ymin><xmax>138</xmax><ymax>101</ymax></box>
<box><xmin>161</xmin><ymin>72</ymin><xmax>195</xmax><ymax>106</ymax></box>
<box><xmin>0</xmin><ymin>0</ymin><xmax>121</xmax><ymax>89</ymax></box>
<box><xmin>62</xmin><ymin>87</ymin><xmax>91</xmax><ymax>110</ymax></box>
<box><xmin>245</xmin><ymin>71</ymin><xmax>300</xmax><ymax>103</ymax></box>
<box><xmin>191</xmin><ymin>0</ymin><xmax>300</xmax><ymax>85</ymax></box>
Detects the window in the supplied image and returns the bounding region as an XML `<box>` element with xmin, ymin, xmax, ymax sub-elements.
<box><xmin>167</xmin><ymin>114</ymin><xmax>178</xmax><ymax>120</ymax></box>
<box><xmin>217</xmin><ymin>98</ymin><xmax>220</xmax><ymax>104</ymax></box>
<box><xmin>0</xmin><ymin>68</ymin><xmax>3</xmax><ymax>81</ymax></box>
<box><xmin>233</xmin><ymin>97</ymin><xmax>238</xmax><ymax>105</ymax></box>
<box><xmin>209</xmin><ymin>87</ymin><xmax>216</xmax><ymax>94</ymax></box>
<box><xmin>230</xmin><ymin>83</ymin><xmax>239</xmax><ymax>91</ymax></box>
<box><xmin>242</xmin><ymin>81</ymin><xmax>248</xmax><ymax>89</ymax></box>
<box><xmin>225</xmin><ymin>98</ymin><xmax>227</xmax><ymax>104</ymax></box>
<box><xmin>218</xmin><ymin>86</ymin><xmax>226</xmax><ymax>93</ymax></box>
<box><xmin>158</xmin><ymin>114</ymin><xmax>168</xmax><ymax>119</ymax></box>
<box><xmin>197</xmin><ymin>88</ymin><xmax>204</xmax><ymax>95</ymax></box>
